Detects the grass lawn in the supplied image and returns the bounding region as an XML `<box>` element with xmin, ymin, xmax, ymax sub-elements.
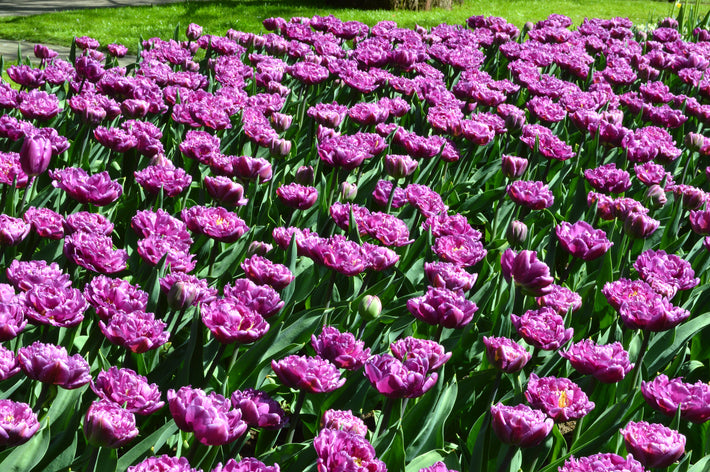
<box><xmin>0</xmin><ymin>0</ymin><xmax>694</xmax><ymax>53</ymax></box>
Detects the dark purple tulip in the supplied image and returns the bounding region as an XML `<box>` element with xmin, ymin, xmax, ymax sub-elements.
<box><xmin>83</xmin><ymin>400</ymin><xmax>139</xmax><ymax>448</ymax></box>
<box><xmin>390</xmin><ymin>336</ymin><xmax>451</xmax><ymax>371</ymax></box>
<box><xmin>633</xmin><ymin>249</ymin><xmax>698</xmax><ymax>299</ymax></box>
<box><xmin>506</xmin><ymin>220</ymin><xmax>528</xmax><ymax>246</ymax></box>
<box><xmin>134</xmin><ymin>164</ymin><xmax>192</xmax><ymax>197</ymax></box>
<box><xmin>99</xmin><ymin>311</ymin><xmax>169</xmax><ymax>353</ymax></box>
<box><xmin>511</xmin><ymin>307</ymin><xmax>573</xmax><ymax>351</ymax></box>
<box><xmin>168</xmin><ymin>386</ymin><xmax>247</xmax><ymax>446</ymax></box>
<box><xmin>186</xmin><ymin>23</ymin><xmax>203</xmax><ymax>40</ymax></box>
<box><xmin>201</xmin><ymin>298</ymin><xmax>269</xmax><ymax>344</ymax></box>
<box><xmin>500</xmin><ymin>249</ymin><xmax>554</xmax><ymax>296</ymax></box>
<box><xmin>618</xmin><ymin>296</ymin><xmax>689</xmax><ymax>332</ymax></box>
<box><xmin>321</xmin><ymin>409</ymin><xmax>367</xmax><ymax>437</ymax></box>
<box><xmin>50</xmin><ymin>167</ymin><xmax>123</xmax><ymax>206</ymax></box>
<box><xmin>506</xmin><ymin>180</ymin><xmax>554</xmax><ymax>210</ymax></box>
<box><xmin>525</xmin><ymin>374</ymin><xmax>594</xmax><ymax>423</ymax></box>
<box><xmin>85</xmin><ymin>275</ymin><xmax>148</xmax><ymax>321</ymax></box>
<box><xmin>204</xmin><ymin>175</ymin><xmax>248</xmax><ymax>207</ymax></box>
<box><xmin>558</xmin><ymin>453</ymin><xmax>645</xmax><ymax>472</ymax></box>
<box><xmin>160</xmin><ymin>272</ymin><xmax>217</xmax><ymax>308</ymax></box>
<box><xmin>584</xmin><ymin>163</ymin><xmax>631</xmax><ymax>194</ymax></box>
<box><xmin>490</xmin><ymin>403</ymin><xmax>553</xmax><ymax>447</ymax></box>
<box><xmin>64</xmin><ymin>232</ymin><xmax>128</xmax><ymax>275</ymax></box>
<box><xmin>19</xmin><ymin>135</ymin><xmax>52</xmax><ymax>177</ymax></box>
<box><xmin>0</xmin><ymin>345</ymin><xmax>20</xmax><ymax>381</ymax></box>
<box><xmin>223</xmin><ymin>278</ymin><xmax>283</xmax><ymax>319</ymax></box>
<box><xmin>642</xmin><ymin>374</ymin><xmax>710</xmax><ymax>423</ymax></box>
<box><xmin>0</xmin><ymin>214</ymin><xmax>30</xmax><ymax>246</ymax></box>
<box><xmin>364</xmin><ymin>354</ymin><xmax>437</xmax><ymax>398</ymax></box>
<box><xmin>483</xmin><ymin>336</ymin><xmax>531</xmax><ymax>373</ymax></box>
<box><xmin>645</xmin><ymin>184</ymin><xmax>667</xmax><ymax>209</ymax></box>
<box><xmin>560</xmin><ymin>340</ymin><xmax>633</xmax><ymax>383</ymax></box>
<box><xmin>127</xmin><ymin>455</ymin><xmax>199</xmax><ymax>472</ymax></box>
<box><xmin>0</xmin><ymin>400</ymin><xmax>41</xmax><ymax>447</ymax></box>
<box><xmin>314</xmin><ymin>428</ymin><xmax>386</xmax><ymax>472</ymax></box>
<box><xmin>555</xmin><ymin>221</ymin><xmax>613</xmax><ymax>261</ymax></box>
<box><xmin>384</xmin><ymin>154</ymin><xmax>418</xmax><ymax>179</ymax></box>
<box><xmin>689</xmin><ymin>209</ymin><xmax>710</xmax><ymax>235</ymax></box>
<box><xmin>424</xmin><ymin>261</ymin><xmax>478</xmax><ymax>292</ymax></box>
<box><xmin>311</xmin><ymin>326</ymin><xmax>371</xmax><ymax>371</ymax></box>
<box><xmin>17</xmin><ymin>341</ymin><xmax>91</xmax><ymax>389</ymax></box>
<box><xmin>23</xmin><ymin>206</ymin><xmax>64</xmax><ymax>239</ymax></box>
<box><xmin>501</xmin><ymin>154</ymin><xmax>528</xmax><ymax>179</ymax></box>
<box><xmin>276</xmin><ymin>183</ymin><xmax>318</xmax><ymax>210</ymax></box>
<box><xmin>182</xmin><ymin>205</ymin><xmax>249</xmax><ymax>243</ymax></box>
<box><xmin>407</xmin><ymin>286</ymin><xmax>478</xmax><ymax>329</ymax></box>
<box><xmin>231</xmin><ymin>389</ymin><xmax>288</xmax><ymax>430</ymax></box>
<box><xmin>213</xmin><ymin>458</ymin><xmax>280</xmax><ymax>472</ymax></box>
<box><xmin>620</xmin><ymin>421</ymin><xmax>685</xmax><ymax>469</ymax></box>
<box><xmin>295</xmin><ymin>165</ymin><xmax>314</xmax><ymax>185</ymax></box>
<box><xmin>23</xmin><ymin>283</ymin><xmax>87</xmax><ymax>327</ymax></box>
<box><xmin>91</xmin><ymin>366</ymin><xmax>164</xmax><ymax>415</ymax></box>
<box><xmin>272</xmin><ymin>355</ymin><xmax>345</xmax><ymax>393</ymax></box>
<box><xmin>623</xmin><ymin>211</ymin><xmax>660</xmax><ymax>238</ymax></box>
<box><xmin>241</xmin><ymin>255</ymin><xmax>294</xmax><ymax>290</ymax></box>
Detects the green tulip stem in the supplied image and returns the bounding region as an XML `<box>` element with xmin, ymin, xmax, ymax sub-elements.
<box><xmin>223</xmin><ymin>346</ymin><xmax>241</xmax><ymax>396</ymax></box>
<box><xmin>204</xmin><ymin>343</ymin><xmax>227</xmax><ymax>386</ymax></box>
<box><xmin>87</xmin><ymin>446</ymin><xmax>100</xmax><ymax>472</ymax></box>
<box><xmin>286</xmin><ymin>389</ymin><xmax>307</xmax><ymax>444</ymax></box>
<box><xmin>631</xmin><ymin>330</ymin><xmax>651</xmax><ymax>388</ymax></box>
<box><xmin>497</xmin><ymin>444</ymin><xmax>517</xmax><ymax>472</ymax></box>
<box><xmin>385</xmin><ymin>177</ymin><xmax>400</xmax><ymax>215</ymax></box>
<box><xmin>18</xmin><ymin>177</ymin><xmax>34</xmax><ymax>215</ymax></box>
<box><xmin>373</xmin><ymin>397</ymin><xmax>394</xmax><ymax>443</ymax></box>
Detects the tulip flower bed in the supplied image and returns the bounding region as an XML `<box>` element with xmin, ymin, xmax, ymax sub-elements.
<box><xmin>2</xmin><ymin>8</ymin><xmax>710</xmax><ymax>472</ymax></box>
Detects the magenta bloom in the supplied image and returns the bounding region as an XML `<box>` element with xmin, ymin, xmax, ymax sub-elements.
<box><xmin>407</xmin><ymin>286</ymin><xmax>478</xmax><ymax>329</ymax></box>
<box><xmin>50</xmin><ymin>167</ymin><xmax>123</xmax><ymax>206</ymax></box>
<box><xmin>85</xmin><ymin>275</ymin><xmax>148</xmax><ymax>321</ymax></box>
<box><xmin>99</xmin><ymin>311</ymin><xmax>169</xmax><ymax>353</ymax></box>
<box><xmin>168</xmin><ymin>386</ymin><xmax>247</xmax><ymax>446</ymax></box>
<box><xmin>64</xmin><ymin>211</ymin><xmax>113</xmax><ymax>235</ymax></box>
<box><xmin>272</xmin><ymin>355</ymin><xmax>345</xmax><ymax>393</ymax></box>
<box><xmin>560</xmin><ymin>339</ymin><xmax>633</xmax><ymax>383</ymax></box>
<box><xmin>490</xmin><ymin>403</ymin><xmax>553</xmax><ymax>448</ymax></box>
<box><xmin>213</xmin><ymin>458</ymin><xmax>280</xmax><ymax>472</ymax></box>
<box><xmin>633</xmin><ymin>249</ymin><xmax>698</xmax><ymax>299</ymax></box>
<box><xmin>204</xmin><ymin>175</ymin><xmax>248</xmax><ymax>207</ymax></box>
<box><xmin>314</xmin><ymin>428</ymin><xmax>386</xmax><ymax>472</ymax></box>
<box><xmin>64</xmin><ymin>232</ymin><xmax>128</xmax><ymax>274</ymax></box>
<box><xmin>23</xmin><ymin>207</ymin><xmax>64</xmax><ymax>239</ymax></box>
<box><xmin>6</xmin><ymin>259</ymin><xmax>70</xmax><ymax>292</ymax></box>
<box><xmin>390</xmin><ymin>337</ymin><xmax>451</xmax><ymax>371</ymax></box>
<box><xmin>276</xmin><ymin>183</ymin><xmax>318</xmax><ymax>210</ymax></box>
<box><xmin>506</xmin><ymin>180</ymin><xmax>554</xmax><ymax>210</ymax></box>
<box><xmin>623</xmin><ymin>211</ymin><xmax>660</xmax><ymax>239</ymax></box>
<box><xmin>160</xmin><ymin>272</ymin><xmax>217</xmax><ymax>308</ymax></box>
<box><xmin>558</xmin><ymin>453</ymin><xmax>645</xmax><ymax>472</ymax></box>
<box><xmin>618</xmin><ymin>296</ymin><xmax>690</xmax><ymax>332</ymax></box>
<box><xmin>620</xmin><ymin>421</ymin><xmax>685</xmax><ymax>469</ymax></box>
<box><xmin>201</xmin><ymin>298</ymin><xmax>269</xmax><ymax>344</ymax></box>
<box><xmin>83</xmin><ymin>400</ymin><xmax>139</xmax><ymax>448</ymax></box>
<box><xmin>363</xmin><ymin>354</ymin><xmax>438</xmax><ymax>398</ymax></box>
<box><xmin>602</xmin><ymin>278</ymin><xmax>657</xmax><ymax>311</ymax></box>
<box><xmin>127</xmin><ymin>455</ymin><xmax>200</xmax><ymax>472</ymax></box>
<box><xmin>535</xmin><ymin>284</ymin><xmax>582</xmax><ymax>315</ymax></box>
<box><xmin>17</xmin><ymin>341</ymin><xmax>91</xmax><ymax>389</ymax></box>
<box><xmin>501</xmin><ymin>249</ymin><xmax>554</xmax><ymax>296</ymax></box>
<box><xmin>134</xmin><ymin>164</ymin><xmax>192</xmax><ymax>197</ymax></box>
<box><xmin>241</xmin><ymin>255</ymin><xmax>294</xmax><ymax>290</ymax></box>
<box><xmin>19</xmin><ymin>134</ymin><xmax>52</xmax><ymax>177</ymax></box>
<box><xmin>91</xmin><ymin>366</ymin><xmax>164</xmax><ymax>415</ymax></box>
<box><xmin>181</xmin><ymin>205</ymin><xmax>249</xmax><ymax>243</ymax></box>
<box><xmin>483</xmin><ymin>336</ymin><xmax>531</xmax><ymax>373</ymax></box>
<box><xmin>511</xmin><ymin>307</ymin><xmax>573</xmax><ymax>351</ymax></box>
<box><xmin>231</xmin><ymin>389</ymin><xmax>288</xmax><ymax>430</ymax></box>
<box><xmin>424</xmin><ymin>262</ymin><xmax>478</xmax><ymax>292</ymax></box>
<box><xmin>0</xmin><ymin>214</ymin><xmax>30</xmax><ymax>246</ymax></box>
<box><xmin>23</xmin><ymin>283</ymin><xmax>88</xmax><ymax>327</ymax></box>
<box><xmin>432</xmin><ymin>235</ymin><xmax>487</xmax><ymax>267</ymax></box>
<box><xmin>584</xmin><ymin>163</ymin><xmax>631</xmax><ymax>194</ymax></box>
<box><xmin>501</xmin><ymin>154</ymin><xmax>528</xmax><ymax>179</ymax></box>
<box><xmin>555</xmin><ymin>221</ymin><xmax>613</xmax><ymax>261</ymax></box>
<box><xmin>689</xmin><ymin>209</ymin><xmax>710</xmax><ymax>235</ymax></box>
<box><xmin>311</xmin><ymin>326</ymin><xmax>371</xmax><ymax>371</ymax></box>
<box><xmin>641</xmin><ymin>374</ymin><xmax>710</xmax><ymax>423</ymax></box>
<box><xmin>0</xmin><ymin>345</ymin><xmax>19</xmax><ymax>381</ymax></box>
<box><xmin>525</xmin><ymin>374</ymin><xmax>595</xmax><ymax>423</ymax></box>
<box><xmin>321</xmin><ymin>409</ymin><xmax>368</xmax><ymax>437</ymax></box>
<box><xmin>223</xmin><ymin>278</ymin><xmax>284</xmax><ymax>318</ymax></box>
<box><xmin>0</xmin><ymin>400</ymin><xmax>41</xmax><ymax>447</ymax></box>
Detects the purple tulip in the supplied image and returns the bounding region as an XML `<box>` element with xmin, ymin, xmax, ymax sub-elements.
<box><xmin>506</xmin><ymin>180</ymin><xmax>554</xmax><ymax>210</ymax></box>
<box><xmin>620</xmin><ymin>421</ymin><xmax>685</xmax><ymax>469</ymax></box>
<box><xmin>311</xmin><ymin>326</ymin><xmax>371</xmax><ymax>371</ymax></box>
<box><xmin>17</xmin><ymin>341</ymin><xmax>91</xmax><ymax>389</ymax></box>
<box><xmin>19</xmin><ymin>135</ymin><xmax>52</xmax><ymax>177</ymax></box>
<box><xmin>241</xmin><ymin>255</ymin><xmax>294</xmax><ymax>290</ymax></box>
<box><xmin>391</xmin><ymin>336</ymin><xmax>451</xmax><ymax>371</ymax></box>
<box><xmin>99</xmin><ymin>311</ymin><xmax>169</xmax><ymax>353</ymax></box>
<box><xmin>127</xmin><ymin>455</ymin><xmax>199</xmax><ymax>472</ymax></box>
<box><xmin>490</xmin><ymin>403</ymin><xmax>553</xmax><ymax>447</ymax></box>
<box><xmin>107</xmin><ymin>43</ymin><xmax>127</xmax><ymax>57</ymax></box>
<box><xmin>0</xmin><ymin>151</ymin><xmax>29</xmax><ymax>189</ymax></box>
<box><xmin>384</xmin><ymin>154</ymin><xmax>418</xmax><ymax>179</ymax></box>
<box><xmin>137</xmin><ymin>235</ymin><xmax>196</xmax><ymax>273</ymax></box>
<box><xmin>483</xmin><ymin>336</ymin><xmax>531</xmax><ymax>373</ymax></box>
<box><xmin>618</xmin><ymin>296</ymin><xmax>689</xmax><ymax>332</ymax></box>
<box><xmin>276</xmin><ymin>183</ymin><xmax>318</xmax><ymax>210</ymax></box>
<box><xmin>432</xmin><ymin>235</ymin><xmax>487</xmax><ymax>267</ymax></box>
<box><xmin>204</xmin><ymin>175</ymin><xmax>248</xmax><ymax>207</ymax></box>
<box><xmin>0</xmin><ymin>400</ymin><xmax>41</xmax><ymax>447</ymax></box>
<box><xmin>160</xmin><ymin>272</ymin><xmax>217</xmax><ymax>308</ymax></box>
<box><xmin>555</xmin><ymin>221</ymin><xmax>613</xmax><ymax>261</ymax></box>
<box><xmin>321</xmin><ymin>409</ymin><xmax>368</xmax><ymax>437</ymax></box>
<box><xmin>500</xmin><ymin>249</ymin><xmax>554</xmax><ymax>296</ymax></box>
<box><xmin>642</xmin><ymin>374</ymin><xmax>710</xmax><ymax>423</ymax></box>
<box><xmin>560</xmin><ymin>340</ymin><xmax>633</xmax><ymax>383</ymax></box>
<box><xmin>418</xmin><ymin>462</ymin><xmax>459</xmax><ymax>472</ymax></box>
<box><xmin>23</xmin><ymin>282</ymin><xmax>88</xmax><ymax>327</ymax></box>
<box><xmin>525</xmin><ymin>374</ymin><xmax>595</xmax><ymax>423</ymax></box>
<box><xmin>0</xmin><ymin>214</ymin><xmax>30</xmax><ymax>246</ymax></box>
<box><xmin>181</xmin><ymin>205</ymin><xmax>249</xmax><ymax>243</ymax></box>
<box><xmin>364</xmin><ymin>354</ymin><xmax>437</xmax><ymax>398</ymax></box>
<box><xmin>134</xmin><ymin>164</ymin><xmax>192</xmax><ymax>197</ymax></box>
<box><xmin>633</xmin><ymin>249</ymin><xmax>698</xmax><ymax>299</ymax></box>
<box><xmin>6</xmin><ymin>259</ymin><xmax>70</xmax><ymax>292</ymax></box>
<box><xmin>0</xmin><ymin>345</ymin><xmax>20</xmax><ymax>381</ymax></box>
<box><xmin>406</xmin><ymin>184</ymin><xmax>447</xmax><ymax>218</ymax></box>
<box><xmin>64</xmin><ymin>232</ymin><xmax>128</xmax><ymax>274</ymax></box>
<box><xmin>558</xmin><ymin>453</ymin><xmax>645</xmax><ymax>472</ymax></box>
<box><xmin>501</xmin><ymin>154</ymin><xmax>528</xmax><ymax>179</ymax></box>
<box><xmin>186</xmin><ymin>23</ymin><xmax>203</xmax><ymax>40</ymax></box>
<box><xmin>64</xmin><ymin>211</ymin><xmax>113</xmax><ymax>235</ymax></box>
<box><xmin>83</xmin><ymin>400</ymin><xmax>138</xmax><ymax>448</ymax></box>
<box><xmin>85</xmin><ymin>275</ymin><xmax>148</xmax><ymax>321</ymax></box>
<box><xmin>50</xmin><ymin>167</ymin><xmax>123</xmax><ymax>206</ymax></box>
<box><xmin>314</xmin><ymin>428</ymin><xmax>386</xmax><ymax>472</ymax></box>
<box><xmin>23</xmin><ymin>207</ymin><xmax>64</xmax><ymax>239</ymax></box>
<box><xmin>506</xmin><ymin>220</ymin><xmax>528</xmax><ymax>247</ymax></box>
<box><xmin>584</xmin><ymin>163</ymin><xmax>631</xmax><ymax>194</ymax></box>
<box><xmin>424</xmin><ymin>261</ymin><xmax>478</xmax><ymax>292</ymax></box>
<box><xmin>535</xmin><ymin>284</ymin><xmax>582</xmax><ymax>315</ymax></box>
<box><xmin>230</xmin><ymin>389</ymin><xmax>288</xmax><ymax>430</ymax></box>
<box><xmin>423</xmin><ymin>213</ymin><xmax>482</xmax><ymax>240</ymax></box>
<box><xmin>233</xmin><ymin>155</ymin><xmax>273</xmax><ymax>183</ymax></box>
<box><xmin>407</xmin><ymin>285</ymin><xmax>478</xmax><ymax>329</ymax></box>
<box><xmin>511</xmin><ymin>307</ymin><xmax>573</xmax><ymax>351</ymax></box>
<box><xmin>623</xmin><ymin>211</ymin><xmax>660</xmax><ymax>239</ymax></box>
<box><xmin>91</xmin><ymin>366</ymin><xmax>164</xmax><ymax>415</ymax></box>
<box><xmin>168</xmin><ymin>386</ymin><xmax>247</xmax><ymax>446</ymax></box>
<box><xmin>223</xmin><ymin>278</ymin><xmax>284</xmax><ymax>319</ymax></box>
<box><xmin>308</xmin><ymin>102</ymin><xmax>348</xmax><ymax>127</ymax></box>
<box><xmin>272</xmin><ymin>355</ymin><xmax>345</xmax><ymax>394</ymax></box>
<box><xmin>201</xmin><ymin>298</ymin><xmax>269</xmax><ymax>344</ymax></box>
<box><xmin>689</xmin><ymin>209</ymin><xmax>710</xmax><ymax>235</ymax></box>
<box><xmin>213</xmin><ymin>458</ymin><xmax>280</xmax><ymax>472</ymax></box>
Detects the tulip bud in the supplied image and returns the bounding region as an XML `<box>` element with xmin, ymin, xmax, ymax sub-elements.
<box><xmin>506</xmin><ymin>220</ymin><xmax>528</xmax><ymax>246</ymax></box>
<box><xmin>20</xmin><ymin>135</ymin><xmax>52</xmax><ymax>177</ymax></box>
<box><xmin>685</xmin><ymin>132</ymin><xmax>706</xmax><ymax>152</ymax></box>
<box><xmin>186</xmin><ymin>23</ymin><xmax>203</xmax><ymax>41</ymax></box>
<box><xmin>501</xmin><ymin>155</ymin><xmax>528</xmax><ymax>179</ymax></box>
<box><xmin>341</xmin><ymin>182</ymin><xmax>358</xmax><ymax>202</ymax></box>
<box><xmin>645</xmin><ymin>184</ymin><xmax>667</xmax><ymax>209</ymax></box>
<box><xmin>268</xmin><ymin>138</ymin><xmax>291</xmax><ymax>157</ymax></box>
<box><xmin>270</xmin><ymin>112</ymin><xmax>293</xmax><ymax>132</ymax></box>
<box><xmin>623</xmin><ymin>211</ymin><xmax>660</xmax><ymax>239</ymax></box>
<box><xmin>295</xmin><ymin>166</ymin><xmax>314</xmax><ymax>186</ymax></box>
<box><xmin>167</xmin><ymin>281</ymin><xmax>198</xmax><ymax>310</ymax></box>
<box><xmin>246</xmin><ymin>240</ymin><xmax>273</xmax><ymax>257</ymax></box>
<box><xmin>358</xmin><ymin>295</ymin><xmax>382</xmax><ymax>321</ymax></box>
<box><xmin>384</xmin><ymin>154</ymin><xmax>418</xmax><ymax>180</ymax></box>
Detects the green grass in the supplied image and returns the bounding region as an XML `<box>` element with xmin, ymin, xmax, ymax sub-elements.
<box><xmin>0</xmin><ymin>0</ymin><xmax>698</xmax><ymax>53</ymax></box>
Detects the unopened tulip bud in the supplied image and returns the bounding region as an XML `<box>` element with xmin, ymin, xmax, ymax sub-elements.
<box><xmin>501</xmin><ymin>155</ymin><xmax>528</xmax><ymax>179</ymax></box>
<box><xmin>270</xmin><ymin>113</ymin><xmax>293</xmax><ymax>132</ymax></box>
<box><xmin>186</xmin><ymin>23</ymin><xmax>203</xmax><ymax>41</ymax></box>
<box><xmin>685</xmin><ymin>132</ymin><xmax>706</xmax><ymax>152</ymax></box>
<box><xmin>506</xmin><ymin>220</ymin><xmax>528</xmax><ymax>246</ymax></box>
<box><xmin>295</xmin><ymin>166</ymin><xmax>314</xmax><ymax>186</ymax></box>
<box><xmin>646</xmin><ymin>184</ymin><xmax>667</xmax><ymax>209</ymax></box>
<box><xmin>341</xmin><ymin>182</ymin><xmax>358</xmax><ymax>202</ymax></box>
<box><xmin>358</xmin><ymin>295</ymin><xmax>382</xmax><ymax>321</ymax></box>
<box><xmin>167</xmin><ymin>281</ymin><xmax>198</xmax><ymax>310</ymax></box>
<box><xmin>246</xmin><ymin>240</ymin><xmax>273</xmax><ymax>257</ymax></box>
<box><xmin>268</xmin><ymin>138</ymin><xmax>291</xmax><ymax>157</ymax></box>
<box><xmin>20</xmin><ymin>135</ymin><xmax>52</xmax><ymax>177</ymax></box>
<box><xmin>384</xmin><ymin>154</ymin><xmax>418</xmax><ymax>180</ymax></box>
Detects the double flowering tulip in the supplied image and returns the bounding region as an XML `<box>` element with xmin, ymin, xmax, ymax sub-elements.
<box><xmin>511</xmin><ymin>307</ymin><xmax>573</xmax><ymax>351</ymax></box>
<box><xmin>525</xmin><ymin>374</ymin><xmax>595</xmax><ymax>423</ymax></box>
<box><xmin>311</xmin><ymin>326</ymin><xmax>371</xmax><ymax>371</ymax></box>
<box><xmin>407</xmin><ymin>286</ymin><xmax>478</xmax><ymax>329</ymax></box>
<box><xmin>17</xmin><ymin>341</ymin><xmax>91</xmax><ymax>389</ymax></box>
<box><xmin>231</xmin><ymin>389</ymin><xmax>288</xmax><ymax>430</ymax></box>
<box><xmin>560</xmin><ymin>340</ymin><xmax>633</xmax><ymax>383</ymax></box>
<box><xmin>364</xmin><ymin>354</ymin><xmax>437</xmax><ymax>398</ymax></box>
<box><xmin>0</xmin><ymin>399</ymin><xmax>41</xmax><ymax>447</ymax></box>
<box><xmin>127</xmin><ymin>455</ymin><xmax>200</xmax><ymax>472</ymax></box>
<box><xmin>213</xmin><ymin>458</ymin><xmax>280</xmax><ymax>472</ymax></box>
<box><xmin>501</xmin><ymin>249</ymin><xmax>554</xmax><ymax>296</ymax></box>
<box><xmin>483</xmin><ymin>336</ymin><xmax>531</xmax><ymax>373</ymax></box>
<box><xmin>83</xmin><ymin>400</ymin><xmax>139</xmax><ymax>448</ymax></box>
<box><xmin>201</xmin><ymin>298</ymin><xmax>269</xmax><ymax>344</ymax></box>
<box><xmin>271</xmin><ymin>355</ymin><xmax>345</xmax><ymax>394</ymax></box>
<box><xmin>555</xmin><ymin>221</ymin><xmax>613</xmax><ymax>261</ymax></box>
<box><xmin>620</xmin><ymin>421</ymin><xmax>685</xmax><ymax>469</ymax></box>
<box><xmin>490</xmin><ymin>403</ymin><xmax>553</xmax><ymax>447</ymax></box>
<box><xmin>314</xmin><ymin>428</ymin><xmax>386</xmax><ymax>472</ymax></box>
<box><xmin>633</xmin><ymin>249</ymin><xmax>698</xmax><ymax>299</ymax></box>
<box><xmin>91</xmin><ymin>366</ymin><xmax>164</xmax><ymax>415</ymax></box>
<box><xmin>641</xmin><ymin>374</ymin><xmax>710</xmax><ymax>423</ymax></box>
<box><xmin>558</xmin><ymin>453</ymin><xmax>645</xmax><ymax>472</ymax></box>
<box><xmin>321</xmin><ymin>409</ymin><xmax>368</xmax><ymax>437</ymax></box>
